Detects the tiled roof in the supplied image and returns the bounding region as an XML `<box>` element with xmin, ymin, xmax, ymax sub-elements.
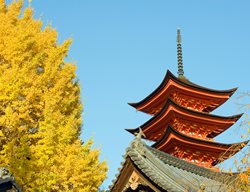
<box><xmin>128</xmin><ymin>70</ymin><xmax>237</xmax><ymax>110</ymax></box>
<box><xmin>0</xmin><ymin>177</ymin><xmax>22</xmax><ymax>192</ymax></box>
<box><xmin>110</xmin><ymin>137</ymin><xmax>238</xmax><ymax>192</ymax></box>
<box><xmin>0</xmin><ymin>167</ymin><xmax>22</xmax><ymax>192</ymax></box>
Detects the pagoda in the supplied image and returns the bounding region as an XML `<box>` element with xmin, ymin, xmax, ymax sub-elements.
<box><xmin>110</xmin><ymin>30</ymin><xmax>248</xmax><ymax>192</ymax></box>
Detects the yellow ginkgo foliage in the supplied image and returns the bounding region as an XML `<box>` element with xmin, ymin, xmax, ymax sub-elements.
<box><xmin>0</xmin><ymin>0</ymin><xmax>107</xmax><ymax>191</ymax></box>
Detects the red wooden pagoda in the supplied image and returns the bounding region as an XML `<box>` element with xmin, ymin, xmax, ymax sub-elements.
<box><xmin>127</xmin><ymin>29</ymin><xmax>247</xmax><ymax>169</ymax></box>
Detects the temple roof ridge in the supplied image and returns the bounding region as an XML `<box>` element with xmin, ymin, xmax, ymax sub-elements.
<box><xmin>110</xmin><ymin>136</ymin><xmax>236</xmax><ymax>192</ymax></box>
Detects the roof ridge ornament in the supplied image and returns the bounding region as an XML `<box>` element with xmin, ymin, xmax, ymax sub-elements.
<box><xmin>0</xmin><ymin>167</ymin><xmax>11</xmax><ymax>179</ymax></box>
<box><xmin>130</xmin><ymin>128</ymin><xmax>146</xmax><ymax>152</ymax></box>
<box><xmin>135</xmin><ymin>128</ymin><xmax>145</xmax><ymax>139</ymax></box>
<box><xmin>177</xmin><ymin>28</ymin><xmax>184</xmax><ymax>77</ymax></box>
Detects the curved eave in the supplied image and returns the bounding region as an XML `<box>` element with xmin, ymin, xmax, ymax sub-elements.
<box><xmin>153</xmin><ymin>125</ymin><xmax>248</xmax><ymax>149</ymax></box>
<box><xmin>128</xmin><ymin>70</ymin><xmax>237</xmax><ymax>110</ymax></box>
<box><xmin>152</xmin><ymin>126</ymin><xmax>248</xmax><ymax>164</ymax></box>
<box><xmin>127</xmin><ymin>70</ymin><xmax>171</xmax><ymax>108</ymax></box>
<box><xmin>126</xmin><ymin>99</ymin><xmax>243</xmax><ymax>139</ymax></box>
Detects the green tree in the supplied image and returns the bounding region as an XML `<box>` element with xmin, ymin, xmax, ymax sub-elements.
<box><xmin>0</xmin><ymin>0</ymin><xmax>107</xmax><ymax>191</ymax></box>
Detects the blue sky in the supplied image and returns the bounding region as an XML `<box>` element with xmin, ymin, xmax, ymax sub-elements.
<box><xmin>22</xmin><ymin>0</ymin><xmax>250</xmax><ymax>188</ymax></box>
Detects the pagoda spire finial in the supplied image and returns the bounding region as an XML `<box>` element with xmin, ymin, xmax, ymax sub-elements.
<box><xmin>177</xmin><ymin>28</ymin><xmax>184</xmax><ymax>77</ymax></box>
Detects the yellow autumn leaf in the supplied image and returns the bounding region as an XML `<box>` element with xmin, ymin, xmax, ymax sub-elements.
<box><xmin>0</xmin><ymin>130</ymin><xmax>4</xmax><ymax>137</ymax></box>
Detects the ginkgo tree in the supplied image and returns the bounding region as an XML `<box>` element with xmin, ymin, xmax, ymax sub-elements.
<box><xmin>0</xmin><ymin>0</ymin><xmax>107</xmax><ymax>191</ymax></box>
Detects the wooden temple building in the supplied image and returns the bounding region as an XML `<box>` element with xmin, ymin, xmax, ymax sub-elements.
<box><xmin>109</xmin><ymin>30</ymin><xmax>248</xmax><ymax>192</ymax></box>
<box><xmin>0</xmin><ymin>167</ymin><xmax>21</xmax><ymax>192</ymax></box>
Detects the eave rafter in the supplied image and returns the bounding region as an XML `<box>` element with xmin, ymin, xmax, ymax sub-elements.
<box><xmin>126</xmin><ymin>99</ymin><xmax>242</xmax><ymax>141</ymax></box>
<box><xmin>128</xmin><ymin>70</ymin><xmax>237</xmax><ymax>115</ymax></box>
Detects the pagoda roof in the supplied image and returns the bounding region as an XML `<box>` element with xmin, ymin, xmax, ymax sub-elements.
<box><xmin>110</xmin><ymin>137</ymin><xmax>237</xmax><ymax>192</ymax></box>
<box><xmin>0</xmin><ymin>177</ymin><xmax>22</xmax><ymax>192</ymax></box>
<box><xmin>152</xmin><ymin>126</ymin><xmax>248</xmax><ymax>166</ymax></box>
<box><xmin>128</xmin><ymin>70</ymin><xmax>237</xmax><ymax>114</ymax></box>
<box><xmin>126</xmin><ymin>99</ymin><xmax>242</xmax><ymax>141</ymax></box>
